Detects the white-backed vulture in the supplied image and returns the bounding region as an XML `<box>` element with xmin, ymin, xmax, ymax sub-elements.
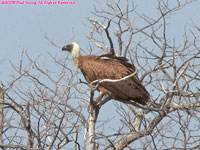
<box><xmin>62</xmin><ymin>42</ymin><xmax>150</xmax><ymax>105</ymax></box>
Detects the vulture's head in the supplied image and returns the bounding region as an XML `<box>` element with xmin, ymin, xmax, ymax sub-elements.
<box><xmin>62</xmin><ymin>42</ymin><xmax>80</xmax><ymax>62</ymax></box>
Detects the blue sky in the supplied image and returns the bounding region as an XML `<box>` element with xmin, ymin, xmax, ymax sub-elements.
<box><xmin>0</xmin><ymin>0</ymin><xmax>200</xmax><ymax>82</ymax></box>
<box><xmin>0</xmin><ymin>1</ymin><xmax>93</xmax><ymax>81</ymax></box>
<box><xmin>0</xmin><ymin>0</ymin><xmax>200</xmax><ymax>112</ymax></box>
<box><xmin>0</xmin><ymin>2</ymin><xmax>91</xmax><ymax>51</ymax></box>
<box><xmin>0</xmin><ymin>0</ymin><xmax>199</xmax><ymax>62</ymax></box>
<box><xmin>1</xmin><ymin>0</ymin><xmax>200</xmax><ymax>116</ymax></box>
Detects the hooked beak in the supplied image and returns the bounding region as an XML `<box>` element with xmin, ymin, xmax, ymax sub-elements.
<box><xmin>62</xmin><ymin>44</ymin><xmax>72</xmax><ymax>52</ymax></box>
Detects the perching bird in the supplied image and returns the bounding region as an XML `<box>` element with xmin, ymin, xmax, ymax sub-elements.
<box><xmin>62</xmin><ymin>42</ymin><xmax>150</xmax><ymax>105</ymax></box>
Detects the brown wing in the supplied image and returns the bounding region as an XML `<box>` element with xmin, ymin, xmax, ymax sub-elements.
<box><xmin>78</xmin><ymin>55</ymin><xmax>150</xmax><ymax>105</ymax></box>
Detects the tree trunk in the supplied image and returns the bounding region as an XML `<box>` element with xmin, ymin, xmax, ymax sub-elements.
<box><xmin>87</xmin><ymin>108</ymin><xmax>96</xmax><ymax>150</ymax></box>
<box><xmin>0</xmin><ymin>84</ymin><xmax>5</xmax><ymax>150</ymax></box>
<box><xmin>87</xmin><ymin>90</ymin><xmax>99</xmax><ymax>150</ymax></box>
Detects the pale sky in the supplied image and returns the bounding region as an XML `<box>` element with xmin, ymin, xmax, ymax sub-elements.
<box><xmin>0</xmin><ymin>0</ymin><xmax>200</xmax><ymax>81</ymax></box>
<box><xmin>0</xmin><ymin>0</ymin><xmax>93</xmax><ymax>81</ymax></box>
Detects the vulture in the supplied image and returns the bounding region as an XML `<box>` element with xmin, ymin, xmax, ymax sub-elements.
<box><xmin>62</xmin><ymin>42</ymin><xmax>150</xmax><ymax>105</ymax></box>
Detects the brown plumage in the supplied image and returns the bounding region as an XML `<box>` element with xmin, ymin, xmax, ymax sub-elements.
<box><xmin>62</xmin><ymin>42</ymin><xmax>150</xmax><ymax>105</ymax></box>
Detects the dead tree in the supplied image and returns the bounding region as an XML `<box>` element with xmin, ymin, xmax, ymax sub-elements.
<box><xmin>0</xmin><ymin>0</ymin><xmax>200</xmax><ymax>150</ymax></box>
<box><xmin>86</xmin><ymin>0</ymin><xmax>200</xmax><ymax>149</ymax></box>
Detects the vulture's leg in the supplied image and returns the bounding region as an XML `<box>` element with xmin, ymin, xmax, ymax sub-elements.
<box><xmin>97</xmin><ymin>95</ymin><xmax>112</xmax><ymax>107</ymax></box>
<box><xmin>90</xmin><ymin>92</ymin><xmax>105</xmax><ymax>119</ymax></box>
<box><xmin>95</xmin><ymin>91</ymin><xmax>106</xmax><ymax>104</ymax></box>
<box><xmin>88</xmin><ymin>92</ymin><xmax>104</xmax><ymax>121</ymax></box>
<box><xmin>93</xmin><ymin>93</ymin><xmax>111</xmax><ymax>122</ymax></box>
